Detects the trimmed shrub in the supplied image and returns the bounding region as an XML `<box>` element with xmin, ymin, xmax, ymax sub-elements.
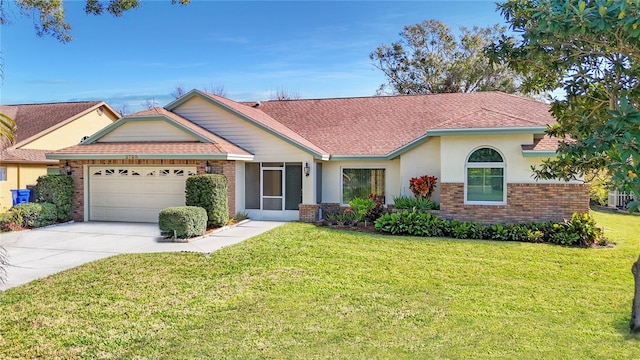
<box><xmin>185</xmin><ymin>174</ymin><xmax>229</xmax><ymax>228</ymax></box>
<box><xmin>11</xmin><ymin>202</ymin><xmax>57</xmax><ymax>228</ymax></box>
<box><xmin>34</xmin><ymin>174</ymin><xmax>74</xmax><ymax>221</ymax></box>
<box><xmin>0</xmin><ymin>211</ymin><xmax>23</xmax><ymax>232</ymax></box>
<box><xmin>159</xmin><ymin>206</ymin><xmax>207</xmax><ymax>239</ymax></box>
<box><xmin>374</xmin><ymin>210</ymin><xmax>606</xmax><ymax>247</ymax></box>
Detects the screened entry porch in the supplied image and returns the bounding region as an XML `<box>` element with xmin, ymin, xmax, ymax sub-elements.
<box><xmin>244</xmin><ymin>162</ymin><xmax>303</xmax><ymax>221</ymax></box>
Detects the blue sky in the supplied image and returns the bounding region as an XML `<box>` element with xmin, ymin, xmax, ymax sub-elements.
<box><xmin>1</xmin><ymin>1</ymin><xmax>507</xmax><ymax>113</ymax></box>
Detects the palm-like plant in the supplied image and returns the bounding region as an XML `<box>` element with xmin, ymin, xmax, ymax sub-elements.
<box><xmin>1</xmin><ymin>112</ymin><xmax>16</xmax><ymax>149</ymax></box>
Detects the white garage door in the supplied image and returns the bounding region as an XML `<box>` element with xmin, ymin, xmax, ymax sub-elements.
<box><xmin>89</xmin><ymin>166</ymin><xmax>197</xmax><ymax>223</ymax></box>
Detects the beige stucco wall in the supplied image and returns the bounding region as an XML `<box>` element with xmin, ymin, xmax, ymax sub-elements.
<box><xmin>439</xmin><ymin>134</ymin><xmax>551</xmax><ymax>184</ymax></box>
<box><xmin>321</xmin><ymin>159</ymin><xmax>401</xmax><ymax>205</ymax></box>
<box><xmin>20</xmin><ymin>107</ymin><xmax>117</xmax><ymax>150</ymax></box>
<box><xmin>0</xmin><ymin>164</ymin><xmax>46</xmax><ymax>212</ymax></box>
<box><xmin>399</xmin><ymin>137</ymin><xmax>442</xmax><ymax>202</ymax></box>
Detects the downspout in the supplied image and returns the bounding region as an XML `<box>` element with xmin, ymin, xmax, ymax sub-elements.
<box><xmin>17</xmin><ymin>163</ymin><xmax>21</xmax><ymax>188</ymax></box>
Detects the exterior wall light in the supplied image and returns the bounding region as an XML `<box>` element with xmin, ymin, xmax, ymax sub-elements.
<box><xmin>205</xmin><ymin>161</ymin><xmax>212</xmax><ymax>174</ymax></box>
<box><xmin>304</xmin><ymin>162</ymin><xmax>311</xmax><ymax>177</ymax></box>
<box><xmin>65</xmin><ymin>161</ymin><xmax>72</xmax><ymax>175</ymax></box>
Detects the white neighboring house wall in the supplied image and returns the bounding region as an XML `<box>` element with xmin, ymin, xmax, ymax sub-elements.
<box><xmin>608</xmin><ymin>190</ymin><xmax>636</xmax><ymax>209</ymax></box>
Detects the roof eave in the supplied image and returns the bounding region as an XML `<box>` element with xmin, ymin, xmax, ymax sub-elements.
<box><xmin>522</xmin><ymin>150</ymin><xmax>557</xmax><ymax>158</ymax></box>
<box><xmin>427</xmin><ymin>126</ymin><xmax>547</xmax><ymax>136</ymax></box>
<box><xmin>386</xmin><ymin>134</ymin><xmax>431</xmax><ymax>160</ymax></box>
<box><xmin>0</xmin><ymin>159</ymin><xmax>59</xmax><ymax>165</ymax></box>
<box><xmin>328</xmin><ymin>155</ymin><xmax>391</xmax><ymax>161</ymax></box>
<box><xmin>46</xmin><ymin>153</ymin><xmax>255</xmax><ymax>161</ymax></box>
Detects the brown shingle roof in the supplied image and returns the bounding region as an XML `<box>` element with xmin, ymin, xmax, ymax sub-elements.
<box><xmin>522</xmin><ymin>135</ymin><xmax>562</xmax><ymax>152</ymax></box>
<box><xmin>48</xmin><ymin>142</ymin><xmax>247</xmax><ymax>157</ymax></box>
<box><xmin>0</xmin><ymin>148</ymin><xmax>58</xmax><ymax>164</ymax></box>
<box><xmin>0</xmin><ymin>101</ymin><xmax>111</xmax><ymax>145</ymax></box>
<box><xmin>249</xmin><ymin>92</ymin><xmax>555</xmax><ymax>156</ymax></box>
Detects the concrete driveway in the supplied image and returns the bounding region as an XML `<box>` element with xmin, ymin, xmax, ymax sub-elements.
<box><xmin>0</xmin><ymin>220</ymin><xmax>284</xmax><ymax>291</ymax></box>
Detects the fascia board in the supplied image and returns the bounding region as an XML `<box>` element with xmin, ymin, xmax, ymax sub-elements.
<box><xmin>427</xmin><ymin>127</ymin><xmax>547</xmax><ymax>136</ymax></box>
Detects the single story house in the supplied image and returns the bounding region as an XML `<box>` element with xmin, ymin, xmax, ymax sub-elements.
<box><xmin>47</xmin><ymin>90</ymin><xmax>589</xmax><ymax>224</ymax></box>
<box><xmin>0</xmin><ymin>101</ymin><xmax>120</xmax><ymax>211</ymax></box>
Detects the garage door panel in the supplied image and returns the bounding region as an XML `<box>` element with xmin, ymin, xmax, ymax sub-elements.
<box><xmin>89</xmin><ymin>166</ymin><xmax>195</xmax><ymax>223</ymax></box>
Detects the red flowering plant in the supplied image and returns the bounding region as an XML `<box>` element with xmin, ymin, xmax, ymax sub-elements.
<box><xmin>409</xmin><ymin>175</ymin><xmax>438</xmax><ymax>200</ymax></box>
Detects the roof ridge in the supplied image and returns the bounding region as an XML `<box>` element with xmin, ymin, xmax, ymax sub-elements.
<box><xmin>1</xmin><ymin>100</ymin><xmax>103</xmax><ymax>106</ymax></box>
<box><xmin>250</xmin><ymin>91</ymin><xmax>503</xmax><ymax>104</ymax></box>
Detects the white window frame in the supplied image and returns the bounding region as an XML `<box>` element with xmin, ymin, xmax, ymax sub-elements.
<box><xmin>464</xmin><ymin>147</ymin><xmax>506</xmax><ymax>206</ymax></box>
<box><xmin>340</xmin><ymin>166</ymin><xmax>387</xmax><ymax>205</ymax></box>
<box><xmin>0</xmin><ymin>166</ymin><xmax>6</xmax><ymax>181</ymax></box>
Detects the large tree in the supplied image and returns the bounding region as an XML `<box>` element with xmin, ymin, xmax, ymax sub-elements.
<box><xmin>0</xmin><ymin>0</ymin><xmax>190</xmax><ymax>42</ymax></box>
<box><xmin>370</xmin><ymin>20</ymin><xmax>522</xmax><ymax>95</ymax></box>
<box><xmin>489</xmin><ymin>0</ymin><xmax>640</xmax><ymax>212</ymax></box>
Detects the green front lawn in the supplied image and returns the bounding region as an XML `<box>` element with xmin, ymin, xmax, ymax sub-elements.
<box><xmin>1</xmin><ymin>210</ymin><xmax>639</xmax><ymax>359</ymax></box>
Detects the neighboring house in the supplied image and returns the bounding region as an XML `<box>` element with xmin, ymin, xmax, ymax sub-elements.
<box><xmin>0</xmin><ymin>101</ymin><xmax>120</xmax><ymax>211</ymax></box>
<box><xmin>608</xmin><ymin>190</ymin><xmax>636</xmax><ymax>210</ymax></box>
<box><xmin>47</xmin><ymin>90</ymin><xmax>589</xmax><ymax>224</ymax></box>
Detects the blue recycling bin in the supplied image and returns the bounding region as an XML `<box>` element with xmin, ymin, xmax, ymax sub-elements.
<box><xmin>10</xmin><ymin>189</ymin><xmax>31</xmax><ymax>206</ymax></box>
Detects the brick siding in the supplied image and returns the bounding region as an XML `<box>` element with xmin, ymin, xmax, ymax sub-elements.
<box><xmin>299</xmin><ymin>204</ymin><xmax>319</xmax><ymax>222</ymax></box>
<box><xmin>64</xmin><ymin>159</ymin><xmax>235</xmax><ymax>222</ymax></box>
<box><xmin>439</xmin><ymin>182</ymin><xmax>590</xmax><ymax>224</ymax></box>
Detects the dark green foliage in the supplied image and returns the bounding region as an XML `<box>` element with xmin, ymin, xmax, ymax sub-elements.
<box><xmin>158</xmin><ymin>206</ymin><xmax>207</xmax><ymax>239</ymax></box>
<box><xmin>392</xmin><ymin>195</ymin><xmax>439</xmax><ymax>210</ymax></box>
<box><xmin>34</xmin><ymin>174</ymin><xmax>74</xmax><ymax>221</ymax></box>
<box><xmin>370</xmin><ymin>20</ymin><xmax>521</xmax><ymax>95</ymax></box>
<box><xmin>185</xmin><ymin>174</ymin><xmax>229</xmax><ymax>228</ymax></box>
<box><xmin>491</xmin><ymin>0</ymin><xmax>640</xmax><ymax>212</ymax></box>
<box><xmin>11</xmin><ymin>202</ymin><xmax>58</xmax><ymax>228</ymax></box>
<box><xmin>374</xmin><ymin>210</ymin><xmax>606</xmax><ymax>247</ymax></box>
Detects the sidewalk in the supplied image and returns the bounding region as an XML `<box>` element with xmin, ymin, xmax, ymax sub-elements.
<box><xmin>0</xmin><ymin>220</ymin><xmax>285</xmax><ymax>290</ymax></box>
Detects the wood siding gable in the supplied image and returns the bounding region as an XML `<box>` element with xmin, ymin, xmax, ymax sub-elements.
<box><xmin>96</xmin><ymin>120</ymin><xmax>199</xmax><ymax>143</ymax></box>
<box><xmin>172</xmin><ymin>97</ymin><xmax>308</xmax><ymax>161</ymax></box>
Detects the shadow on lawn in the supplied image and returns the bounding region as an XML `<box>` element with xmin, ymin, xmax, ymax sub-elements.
<box><xmin>613</xmin><ymin>312</ymin><xmax>640</xmax><ymax>340</ymax></box>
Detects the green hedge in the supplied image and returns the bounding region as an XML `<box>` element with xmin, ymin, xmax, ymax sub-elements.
<box><xmin>374</xmin><ymin>210</ymin><xmax>606</xmax><ymax>247</ymax></box>
<box><xmin>159</xmin><ymin>206</ymin><xmax>207</xmax><ymax>239</ymax></box>
<box><xmin>0</xmin><ymin>211</ymin><xmax>23</xmax><ymax>232</ymax></box>
<box><xmin>11</xmin><ymin>202</ymin><xmax>58</xmax><ymax>228</ymax></box>
<box><xmin>185</xmin><ymin>174</ymin><xmax>229</xmax><ymax>228</ymax></box>
<box><xmin>34</xmin><ymin>174</ymin><xmax>74</xmax><ymax>221</ymax></box>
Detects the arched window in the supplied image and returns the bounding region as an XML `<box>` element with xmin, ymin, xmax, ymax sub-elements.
<box><xmin>465</xmin><ymin>147</ymin><xmax>506</xmax><ymax>204</ymax></box>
